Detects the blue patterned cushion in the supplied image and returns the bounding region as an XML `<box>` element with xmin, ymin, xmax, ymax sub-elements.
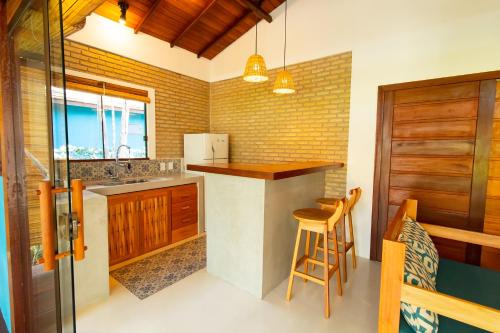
<box><xmin>401</xmin><ymin>248</ymin><xmax>439</xmax><ymax>333</ymax></box>
<box><xmin>399</xmin><ymin>216</ymin><xmax>439</xmax><ymax>281</ymax></box>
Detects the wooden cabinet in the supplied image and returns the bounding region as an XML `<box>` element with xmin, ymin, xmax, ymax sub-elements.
<box><xmin>171</xmin><ymin>184</ymin><xmax>198</xmax><ymax>243</ymax></box>
<box><xmin>108</xmin><ymin>193</ymin><xmax>141</xmax><ymax>266</ymax></box>
<box><xmin>138</xmin><ymin>188</ymin><xmax>171</xmax><ymax>254</ymax></box>
<box><xmin>107</xmin><ymin>184</ymin><xmax>198</xmax><ymax>266</ymax></box>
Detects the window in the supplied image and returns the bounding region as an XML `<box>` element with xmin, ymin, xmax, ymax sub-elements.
<box><xmin>52</xmin><ymin>76</ymin><xmax>149</xmax><ymax>160</ymax></box>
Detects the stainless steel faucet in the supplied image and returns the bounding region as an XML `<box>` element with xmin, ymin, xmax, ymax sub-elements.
<box><xmin>113</xmin><ymin>144</ymin><xmax>131</xmax><ymax>179</ymax></box>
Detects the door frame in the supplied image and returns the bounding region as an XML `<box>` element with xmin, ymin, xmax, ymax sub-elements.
<box><xmin>370</xmin><ymin>70</ymin><xmax>500</xmax><ymax>262</ymax></box>
<box><xmin>0</xmin><ymin>1</ymin><xmax>35</xmax><ymax>332</ymax></box>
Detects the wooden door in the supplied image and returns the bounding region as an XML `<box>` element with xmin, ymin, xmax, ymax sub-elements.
<box><xmin>108</xmin><ymin>193</ymin><xmax>140</xmax><ymax>265</ymax></box>
<box><xmin>372</xmin><ymin>77</ymin><xmax>497</xmax><ymax>264</ymax></box>
<box><xmin>138</xmin><ymin>188</ymin><xmax>171</xmax><ymax>253</ymax></box>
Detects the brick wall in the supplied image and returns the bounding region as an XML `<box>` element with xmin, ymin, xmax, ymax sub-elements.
<box><xmin>210</xmin><ymin>52</ymin><xmax>352</xmax><ymax>197</ymax></box>
<box><xmin>64</xmin><ymin>40</ymin><xmax>210</xmax><ymax>158</ymax></box>
<box><xmin>64</xmin><ymin>42</ymin><xmax>351</xmax><ymax>197</ymax></box>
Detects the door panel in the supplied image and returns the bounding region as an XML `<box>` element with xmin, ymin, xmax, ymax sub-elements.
<box><xmin>393</xmin><ymin>99</ymin><xmax>478</xmax><ymax>122</ymax></box>
<box><xmin>392</xmin><ymin>119</ymin><xmax>477</xmax><ymax>138</ymax></box>
<box><xmin>108</xmin><ymin>194</ymin><xmax>140</xmax><ymax>266</ymax></box>
<box><xmin>394</xmin><ymin>81</ymin><xmax>479</xmax><ymax>104</ymax></box>
<box><xmin>8</xmin><ymin>0</ymin><xmax>77</xmax><ymax>331</ymax></box>
<box><xmin>390</xmin><ymin>173</ymin><xmax>471</xmax><ymax>193</ymax></box>
<box><xmin>388</xmin><ymin>189</ymin><xmax>470</xmax><ymax>213</ymax></box>
<box><xmin>138</xmin><ymin>188</ymin><xmax>171</xmax><ymax>253</ymax></box>
<box><xmin>390</xmin><ymin>156</ymin><xmax>473</xmax><ymax>175</ymax></box>
<box><xmin>391</xmin><ymin>139</ymin><xmax>475</xmax><ymax>156</ymax></box>
<box><xmin>372</xmin><ymin>78</ymin><xmax>496</xmax><ymax>264</ymax></box>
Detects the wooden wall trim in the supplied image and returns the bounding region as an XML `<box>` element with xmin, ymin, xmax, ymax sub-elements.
<box><xmin>370</xmin><ymin>88</ymin><xmax>386</xmax><ymax>260</ymax></box>
<box><xmin>0</xmin><ymin>2</ymin><xmax>33</xmax><ymax>332</ymax></box>
<box><xmin>467</xmin><ymin>79</ymin><xmax>496</xmax><ymax>264</ymax></box>
<box><xmin>371</xmin><ymin>90</ymin><xmax>394</xmax><ymax>261</ymax></box>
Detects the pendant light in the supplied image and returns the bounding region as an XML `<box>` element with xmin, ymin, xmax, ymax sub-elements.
<box><xmin>118</xmin><ymin>0</ymin><xmax>129</xmax><ymax>26</ymax></box>
<box><xmin>243</xmin><ymin>23</ymin><xmax>269</xmax><ymax>82</ymax></box>
<box><xmin>273</xmin><ymin>0</ymin><xmax>295</xmax><ymax>94</ymax></box>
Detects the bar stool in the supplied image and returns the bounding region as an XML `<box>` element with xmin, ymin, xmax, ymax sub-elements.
<box><xmin>286</xmin><ymin>200</ymin><xmax>344</xmax><ymax>318</ymax></box>
<box><xmin>313</xmin><ymin>188</ymin><xmax>362</xmax><ymax>283</ymax></box>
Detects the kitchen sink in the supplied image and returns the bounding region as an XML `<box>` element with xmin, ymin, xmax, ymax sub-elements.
<box><xmin>98</xmin><ymin>178</ymin><xmax>149</xmax><ymax>186</ymax></box>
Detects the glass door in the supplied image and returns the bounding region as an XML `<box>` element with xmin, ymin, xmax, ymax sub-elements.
<box><xmin>9</xmin><ymin>0</ymin><xmax>80</xmax><ymax>332</ymax></box>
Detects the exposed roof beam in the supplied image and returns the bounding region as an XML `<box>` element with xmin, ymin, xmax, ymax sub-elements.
<box><xmin>170</xmin><ymin>0</ymin><xmax>218</xmax><ymax>48</ymax></box>
<box><xmin>134</xmin><ymin>0</ymin><xmax>163</xmax><ymax>34</ymax></box>
<box><xmin>198</xmin><ymin>11</ymin><xmax>256</xmax><ymax>58</ymax></box>
<box><xmin>234</xmin><ymin>0</ymin><xmax>272</xmax><ymax>23</ymax></box>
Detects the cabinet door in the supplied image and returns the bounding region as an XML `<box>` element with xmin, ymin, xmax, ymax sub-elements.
<box><xmin>108</xmin><ymin>193</ymin><xmax>140</xmax><ymax>266</ymax></box>
<box><xmin>138</xmin><ymin>188</ymin><xmax>171</xmax><ymax>253</ymax></box>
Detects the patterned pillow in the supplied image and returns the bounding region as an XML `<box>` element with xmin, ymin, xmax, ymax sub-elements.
<box><xmin>400</xmin><ymin>248</ymin><xmax>439</xmax><ymax>333</ymax></box>
<box><xmin>399</xmin><ymin>215</ymin><xmax>439</xmax><ymax>281</ymax></box>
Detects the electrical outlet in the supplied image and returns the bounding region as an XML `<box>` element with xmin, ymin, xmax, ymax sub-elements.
<box><xmin>168</xmin><ymin>161</ymin><xmax>174</xmax><ymax>170</ymax></box>
<box><xmin>160</xmin><ymin>162</ymin><xmax>166</xmax><ymax>171</ymax></box>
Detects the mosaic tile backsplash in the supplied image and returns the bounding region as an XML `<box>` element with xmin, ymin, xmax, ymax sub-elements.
<box><xmin>63</xmin><ymin>159</ymin><xmax>182</xmax><ymax>182</ymax></box>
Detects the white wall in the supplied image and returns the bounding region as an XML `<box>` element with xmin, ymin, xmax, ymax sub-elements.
<box><xmin>69</xmin><ymin>14</ymin><xmax>211</xmax><ymax>81</ymax></box>
<box><xmin>209</xmin><ymin>0</ymin><xmax>500</xmax><ymax>259</ymax></box>
<box><xmin>209</xmin><ymin>0</ymin><xmax>353</xmax><ymax>81</ymax></box>
<box><xmin>347</xmin><ymin>0</ymin><xmax>500</xmax><ymax>259</ymax></box>
<box><xmin>71</xmin><ymin>1</ymin><xmax>500</xmax><ymax>259</ymax></box>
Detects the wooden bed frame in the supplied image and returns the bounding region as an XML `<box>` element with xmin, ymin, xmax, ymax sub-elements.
<box><xmin>378</xmin><ymin>199</ymin><xmax>500</xmax><ymax>332</ymax></box>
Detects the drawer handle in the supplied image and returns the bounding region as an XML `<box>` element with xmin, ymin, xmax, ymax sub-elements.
<box><xmin>182</xmin><ymin>218</ymin><xmax>191</xmax><ymax>223</ymax></box>
<box><xmin>181</xmin><ymin>206</ymin><xmax>190</xmax><ymax>210</ymax></box>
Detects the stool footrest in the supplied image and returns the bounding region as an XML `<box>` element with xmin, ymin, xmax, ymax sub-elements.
<box><xmin>317</xmin><ymin>240</ymin><xmax>353</xmax><ymax>253</ymax></box>
<box><xmin>295</xmin><ymin>255</ymin><xmax>334</xmax><ymax>270</ymax></box>
<box><xmin>293</xmin><ymin>271</ymin><xmax>325</xmax><ymax>286</ymax></box>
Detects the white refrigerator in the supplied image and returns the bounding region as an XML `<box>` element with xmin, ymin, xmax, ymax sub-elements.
<box><xmin>184</xmin><ymin>133</ymin><xmax>229</xmax><ymax>166</ymax></box>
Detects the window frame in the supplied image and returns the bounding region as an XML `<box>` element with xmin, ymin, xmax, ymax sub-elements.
<box><xmin>63</xmin><ymin>70</ymin><xmax>156</xmax><ymax>161</ymax></box>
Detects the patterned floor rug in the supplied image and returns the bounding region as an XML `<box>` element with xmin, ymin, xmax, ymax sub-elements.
<box><xmin>110</xmin><ymin>236</ymin><xmax>206</xmax><ymax>300</ymax></box>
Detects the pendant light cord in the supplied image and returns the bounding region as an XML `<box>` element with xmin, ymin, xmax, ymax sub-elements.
<box><xmin>255</xmin><ymin>23</ymin><xmax>258</xmax><ymax>54</ymax></box>
<box><xmin>283</xmin><ymin>0</ymin><xmax>287</xmax><ymax>70</ymax></box>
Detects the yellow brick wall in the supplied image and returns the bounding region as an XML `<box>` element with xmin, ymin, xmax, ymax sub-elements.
<box><xmin>64</xmin><ymin>40</ymin><xmax>210</xmax><ymax>158</ymax></box>
<box><xmin>210</xmin><ymin>52</ymin><xmax>351</xmax><ymax>197</ymax></box>
<box><xmin>64</xmin><ymin>41</ymin><xmax>351</xmax><ymax>196</ymax></box>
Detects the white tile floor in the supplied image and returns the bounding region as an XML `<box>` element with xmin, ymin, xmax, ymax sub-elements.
<box><xmin>76</xmin><ymin>257</ymin><xmax>380</xmax><ymax>333</ymax></box>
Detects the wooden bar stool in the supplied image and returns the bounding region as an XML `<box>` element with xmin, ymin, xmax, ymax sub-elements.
<box><xmin>312</xmin><ymin>188</ymin><xmax>362</xmax><ymax>283</ymax></box>
<box><xmin>286</xmin><ymin>200</ymin><xmax>344</xmax><ymax>318</ymax></box>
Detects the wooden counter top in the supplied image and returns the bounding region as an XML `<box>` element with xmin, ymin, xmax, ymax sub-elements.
<box><xmin>186</xmin><ymin>161</ymin><xmax>344</xmax><ymax>180</ymax></box>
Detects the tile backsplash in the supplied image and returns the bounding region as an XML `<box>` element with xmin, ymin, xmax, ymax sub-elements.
<box><xmin>64</xmin><ymin>159</ymin><xmax>182</xmax><ymax>182</ymax></box>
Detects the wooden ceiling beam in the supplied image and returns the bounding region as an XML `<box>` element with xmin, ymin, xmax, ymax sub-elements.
<box><xmin>234</xmin><ymin>0</ymin><xmax>272</xmax><ymax>23</ymax></box>
<box><xmin>170</xmin><ymin>0</ymin><xmax>218</xmax><ymax>48</ymax></box>
<box><xmin>134</xmin><ymin>0</ymin><xmax>163</xmax><ymax>34</ymax></box>
<box><xmin>198</xmin><ymin>10</ymin><xmax>256</xmax><ymax>58</ymax></box>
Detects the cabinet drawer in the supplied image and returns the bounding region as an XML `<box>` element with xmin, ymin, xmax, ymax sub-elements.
<box><xmin>172</xmin><ymin>199</ymin><xmax>197</xmax><ymax>215</ymax></box>
<box><xmin>171</xmin><ymin>184</ymin><xmax>197</xmax><ymax>203</ymax></box>
<box><xmin>171</xmin><ymin>223</ymin><xmax>198</xmax><ymax>244</ymax></box>
<box><xmin>172</xmin><ymin>211</ymin><xmax>197</xmax><ymax>230</ymax></box>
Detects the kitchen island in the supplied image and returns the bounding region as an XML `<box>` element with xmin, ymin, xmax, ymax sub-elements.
<box><xmin>187</xmin><ymin>161</ymin><xmax>344</xmax><ymax>298</ymax></box>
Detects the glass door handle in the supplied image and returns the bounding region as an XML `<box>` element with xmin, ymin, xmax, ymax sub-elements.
<box><xmin>71</xmin><ymin>179</ymin><xmax>85</xmax><ymax>261</ymax></box>
<box><xmin>37</xmin><ymin>179</ymin><xmax>87</xmax><ymax>271</ymax></box>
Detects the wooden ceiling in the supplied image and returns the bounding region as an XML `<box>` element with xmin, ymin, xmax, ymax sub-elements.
<box><xmin>93</xmin><ymin>0</ymin><xmax>285</xmax><ymax>59</ymax></box>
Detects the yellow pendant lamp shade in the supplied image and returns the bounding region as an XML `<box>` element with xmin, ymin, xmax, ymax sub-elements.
<box><xmin>243</xmin><ymin>54</ymin><xmax>268</xmax><ymax>82</ymax></box>
<box><xmin>243</xmin><ymin>23</ymin><xmax>268</xmax><ymax>83</ymax></box>
<box><xmin>273</xmin><ymin>69</ymin><xmax>295</xmax><ymax>94</ymax></box>
<box><xmin>274</xmin><ymin>0</ymin><xmax>295</xmax><ymax>94</ymax></box>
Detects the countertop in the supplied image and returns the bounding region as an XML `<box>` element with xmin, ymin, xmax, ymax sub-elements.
<box><xmin>186</xmin><ymin>161</ymin><xmax>344</xmax><ymax>180</ymax></box>
<box><xmin>85</xmin><ymin>172</ymin><xmax>203</xmax><ymax>196</ymax></box>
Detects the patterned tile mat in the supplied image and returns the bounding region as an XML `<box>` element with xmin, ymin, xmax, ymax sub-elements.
<box><xmin>110</xmin><ymin>236</ymin><xmax>206</xmax><ymax>300</ymax></box>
